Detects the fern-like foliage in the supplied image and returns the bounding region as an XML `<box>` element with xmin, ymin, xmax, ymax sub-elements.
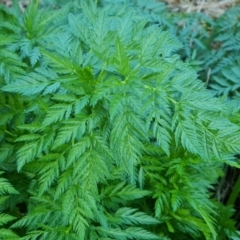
<box><xmin>0</xmin><ymin>1</ymin><xmax>240</xmax><ymax>239</ymax></box>
<box><xmin>195</xmin><ymin>6</ymin><xmax>240</xmax><ymax>97</ymax></box>
<box><xmin>0</xmin><ymin>171</ymin><xmax>19</xmax><ymax>239</ymax></box>
<box><xmin>210</xmin><ymin>61</ymin><xmax>240</xmax><ymax>97</ymax></box>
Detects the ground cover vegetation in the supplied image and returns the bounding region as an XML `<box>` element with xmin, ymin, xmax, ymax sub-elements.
<box><xmin>0</xmin><ymin>0</ymin><xmax>240</xmax><ymax>239</ymax></box>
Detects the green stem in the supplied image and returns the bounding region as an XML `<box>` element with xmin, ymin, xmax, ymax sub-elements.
<box><xmin>227</xmin><ymin>173</ymin><xmax>240</xmax><ymax>205</ymax></box>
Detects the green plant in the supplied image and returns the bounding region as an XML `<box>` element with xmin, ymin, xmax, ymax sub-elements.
<box><xmin>206</xmin><ymin>6</ymin><xmax>240</xmax><ymax>98</ymax></box>
<box><xmin>164</xmin><ymin>5</ymin><xmax>240</xmax><ymax>99</ymax></box>
<box><xmin>149</xmin><ymin>4</ymin><xmax>240</xmax><ymax>223</ymax></box>
<box><xmin>0</xmin><ymin>0</ymin><xmax>240</xmax><ymax>239</ymax></box>
<box><xmin>132</xmin><ymin>1</ymin><xmax>240</xmax><ymax>225</ymax></box>
<box><xmin>0</xmin><ymin>172</ymin><xmax>19</xmax><ymax>239</ymax></box>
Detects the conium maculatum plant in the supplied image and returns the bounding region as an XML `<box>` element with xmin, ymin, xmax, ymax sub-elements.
<box><xmin>0</xmin><ymin>1</ymin><xmax>240</xmax><ymax>239</ymax></box>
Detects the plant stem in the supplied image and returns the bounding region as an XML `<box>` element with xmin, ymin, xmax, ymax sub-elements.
<box><xmin>227</xmin><ymin>173</ymin><xmax>240</xmax><ymax>205</ymax></box>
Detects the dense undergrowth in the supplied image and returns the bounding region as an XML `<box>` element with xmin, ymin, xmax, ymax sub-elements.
<box><xmin>0</xmin><ymin>0</ymin><xmax>240</xmax><ymax>239</ymax></box>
